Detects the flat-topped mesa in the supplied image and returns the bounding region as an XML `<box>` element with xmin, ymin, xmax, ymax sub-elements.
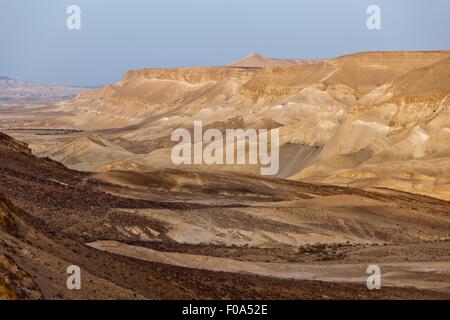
<box><xmin>240</xmin><ymin>50</ymin><xmax>450</xmax><ymax>101</ymax></box>
<box><xmin>120</xmin><ymin>67</ymin><xmax>259</xmax><ymax>85</ymax></box>
<box><xmin>324</xmin><ymin>51</ymin><xmax>450</xmax><ymax>96</ymax></box>
<box><xmin>74</xmin><ymin>50</ymin><xmax>450</xmax><ymax>106</ymax></box>
<box><xmin>116</xmin><ymin>67</ymin><xmax>258</xmax><ymax>109</ymax></box>
<box><xmin>333</xmin><ymin>50</ymin><xmax>450</xmax><ymax>65</ymax></box>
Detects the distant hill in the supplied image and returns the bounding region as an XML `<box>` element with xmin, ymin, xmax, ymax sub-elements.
<box><xmin>229</xmin><ymin>52</ymin><xmax>307</xmax><ymax>68</ymax></box>
<box><xmin>0</xmin><ymin>77</ymin><xmax>87</xmax><ymax>102</ymax></box>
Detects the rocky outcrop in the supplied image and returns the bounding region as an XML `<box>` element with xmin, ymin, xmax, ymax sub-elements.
<box><xmin>0</xmin><ymin>254</ymin><xmax>42</xmax><ymax>300</ymax></box>
<box><xmin>0</xmin><ymin>193</ymin><xmax>18</xmax><ymax>236</ymax></box>
<box><xmin>0</xmin><ymin>194</ymin><xmax>41</xmax><ymax>299</ymax></box>
<box><xmin>0</xmin><ymin>132</ymin><xmax>31</xmax><ymax>155</ymax></box>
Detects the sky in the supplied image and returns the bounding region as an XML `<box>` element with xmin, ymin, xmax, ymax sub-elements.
<box><xmin>0</xmin><ymin>0</ymin><xmax>449</xmax><ymax>86</ymax></box>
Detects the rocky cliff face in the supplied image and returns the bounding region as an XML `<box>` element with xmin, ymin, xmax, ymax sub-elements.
<box><xmin>126</xmin><ymin>67</ymin><xmax>258</xmax><ymax>84</ymax></box>
<box><xmin>75</xmin><ymin>51</ymin><xmax>450</xmax><ymax>107</ymax></box>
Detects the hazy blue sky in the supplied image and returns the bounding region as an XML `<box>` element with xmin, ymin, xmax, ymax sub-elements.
<box><xmin>1</xmin><ymin>0</ymin><xmax>449</xmax><ymax>86</ymax></box>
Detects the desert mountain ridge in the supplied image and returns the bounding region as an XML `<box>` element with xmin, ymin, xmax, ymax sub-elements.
<box><xmin>3</xmin><ymin>49</ymin><xmax>450</xmax><ymax>299</ymax></box>
<box><xmin>4</xmin><ymin>50</ymin><xmax>450</xmax><ymax>200</ymax></box>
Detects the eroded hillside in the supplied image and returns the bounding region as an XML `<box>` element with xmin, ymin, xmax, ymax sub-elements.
<box><xmin>3</xmin><ymin>50</ymin><xmax>450</xmax><ymax>200</ymax></box>
<box><xmin>1</xmin><ymin>131</ymin><xmax>450</xmax><ymax>299</ymax></box>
